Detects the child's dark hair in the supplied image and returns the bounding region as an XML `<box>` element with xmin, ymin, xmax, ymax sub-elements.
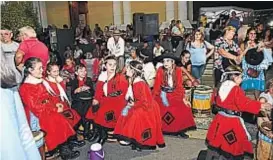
<box><xmin>75</xmin><ymin>63</ymin><xmax>86</xmax><ymax>72</ymax></box>
<box><xmin>180</xmin><ymin>50</ymin><xmax>190</xmax><ymax>58</ymax></box>
<box><xmin>46</xmin><ymin>62</ymin><xmax>59</xmax><ymax>73</ymax></box>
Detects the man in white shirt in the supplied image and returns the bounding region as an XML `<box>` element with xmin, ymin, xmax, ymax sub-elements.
<box><xmin>0</xmin><ymin>26</ymin><xmax>22</xmax><ymax>84</ymax></box>
<box><xmin>107</xmin><ymin>30</ymin><xmax>125</xmax><ymax>71</ymax></box>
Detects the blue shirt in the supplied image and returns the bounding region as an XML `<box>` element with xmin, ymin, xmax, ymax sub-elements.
<box><xmin>186</xmin><ymin>41</ymin><xmax>210</xmax><ymax>66</ymax></box>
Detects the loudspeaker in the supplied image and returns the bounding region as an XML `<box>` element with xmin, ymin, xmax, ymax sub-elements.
<box><xmin>143</xmin><ymin>14</ymin><xmax>159</xmax><ymax>36</ymax></box>
<box><xmin>133</xmin><ymin>13</ymin><xmax>144</xmax><ymax>35</ymax></box>
<box><xmin>55</xmin><ymin>29</ymin><xmax>75</xmax><ymax>58</ymax></box>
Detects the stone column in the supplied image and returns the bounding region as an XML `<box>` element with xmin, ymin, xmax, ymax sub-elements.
<box><xmin>178</xmin><ymin>1</ymin><xmax>187</xmax><ymax>21</ymax></box>
<box><xmin>113</xmin><ymin>1</ymin><xmax>122</xmax><ymax>25</ymax></box>
<box><xmin>33</xmin><ymin>1</ymin><xmax>48</xmax><ymax>28</ymax></box>
<box><xmin>166</xmin><ymin>1</ymin><xmax>175</xmax><ymax>22</ymax></box>
<box><xmin>123</xmin><ymin>1</ymin><xmax>131</xmax><ymax>25</ymax></box>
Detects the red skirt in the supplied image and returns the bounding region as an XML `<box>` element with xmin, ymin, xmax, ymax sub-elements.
<box><xmin>155</xmin><ymin>93</ymin><xmax>196</xmax><ymax>134</ymax></box>
<box><xmin>62</xmin><ymin>107</ymin><xmax>81</xmax><ymax>127</ymax></box>
<box><xmin>94</xmin><ymin>96</ymin><xmax>126</xmax><ymax>130</ymax></box>
<box><xmin>38</xmin><ymin>111</ymin><xmax>75</xmax><ymax>151</ymax></box>
<box><xmin>114</xmin><ymin>101</ymin><xmax>165</xmax><ymax>149</ymax></box>
<box><xmin>206</xmin><ymin>113</ymin><xmax>254</xmax><ymax>158</ymax></box>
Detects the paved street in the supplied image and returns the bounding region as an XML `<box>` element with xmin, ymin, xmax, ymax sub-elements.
<box><xmin>70</xmin><ymin>136</ymin><xmax>207</xmax><ymax>160</ymax></box>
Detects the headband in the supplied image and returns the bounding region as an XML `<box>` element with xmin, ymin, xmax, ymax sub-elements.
<box><xmin>220</xmin><ymin>71</ymin><xmax>242</xmax><ymax>82</ymax></box>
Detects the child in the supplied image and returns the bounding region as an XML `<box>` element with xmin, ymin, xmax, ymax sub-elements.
<box><xmin>153</xmin><ymin>41</ymin><xmax>164</xmax><ymax>57</ymax></box>
<box><xmin>205</xmin><ymin>65</ymin><xmax>272</xmax><ymax>159</ymax></box>
<box><xmin>259</xmin><ymin>78</ymin><xmax>273</xmax><ymax>105</ymax></box>
<box><xmin>70</xmin><ymin>64</ymin><xmax>95</xmax><ymax>142</ymax></box>
<box><xmin>114</xmin><ymin>60</ymin><xmax>165</xmax><ymax>151</ymax></box>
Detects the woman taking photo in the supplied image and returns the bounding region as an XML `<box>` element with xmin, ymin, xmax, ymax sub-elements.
<box><xmin>153</xmin><ymin>54</ymin><xmax>196</xmax><ymax>138</ymax></box>
<box><xmin>92</xmin><ymin>55</ymin><xmax>128</xmax><ymax>144</ymax></box>
<box><xmin>114</xmin><ymin>60</ymin><xmax>165</xmax><ymax>151</ymax></box>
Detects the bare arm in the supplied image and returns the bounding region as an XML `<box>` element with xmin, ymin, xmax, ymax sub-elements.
<box><xmin>218</xmin><ymin>48</ymin><xmax>237</xmax><ymax>60</ymax></box>
<box><xmin>181</xmin><ymin>66</ymin><xmax>195</xmax><ymax>82</ymax></box>
<box><xmin>205</xmin><ymin>41</ymin><xmax>215</xmax><ymax>59</ymax></box>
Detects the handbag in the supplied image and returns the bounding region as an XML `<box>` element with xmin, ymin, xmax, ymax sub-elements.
<box><xmin>247</xmin><ymin>68</ymin><xmax>260</xmax><ymax>78</ymax></box>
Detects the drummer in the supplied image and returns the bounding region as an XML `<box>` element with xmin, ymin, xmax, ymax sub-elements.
<box><xmin>205</xmin><ymin>65</ymin><xmax>272</xmax><ymax>159</ymax></box>
<box><xmin>153</xmin><ymin>53</ymin><xmax>196</xmax><ymax>138</ymax></box>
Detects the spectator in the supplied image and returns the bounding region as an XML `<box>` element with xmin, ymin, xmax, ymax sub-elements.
<box><xmin>103</xmin><ymin>26</ymin><xmax>112</xmax><ymax>39</ymax></box>
<box><xmin>64</xmin><ymin>46</ymin><xmax>73</xmax><ymax>59</ymax></box>
<box><xmin>74</xmin><ymin>45</ymin><xmax>83</xmax><ymax>63</ymax></box>
<box><xmin>83</xmin><ymin>25</ymin><xmax>92</xmax><ymax>40</ymax></box>
<box><xmin>0</xmin><ymin>25</ymin><xmax>22</xmax><ymax>84</ymax></box>
<box><xmin>107</xmin><ymin>30</ymin><xmax>125</xmax><ymax>71</ymax></box>
<box><xmin>186</xmin><ymin>29</ymin><xmax>214</xmax><ymax>81</ymax></box>
<box><xmin>256</xmin><ymin>23</ymin><xmax>264</xmax><ymax>42</ymax></box>
<box><xmin>15</xmin><ymin>26</ymin><xmax>49</xmax><ymax>72</ymax></box>
<box><xmin>124</xmin><ymin>42</ymin><xmax>133</xmax><ymax>60</ymax></box>
<box><xmin>93</xmin><ymin>23</ymin><xmax>102</xmax><ymax>38</ymax></box>
<box><xmin>171</xmin><ymin>21</ymin><xmax>183</xmax><ymax>52</ymax></box>
<box><xmin>210</xmin><ymin>23</ymin><xmax>222</xmax><ymax>45</ymax></box>
<box><xmin>153</xmin><ymin>41</ymin><xmax>164</xmax><ymax>57</ymax></box>
<box><xmin>169</xmin><ymin>19</ymin><xmax>176</xmax><ymax>30</ymax></box>
<box><xmin>259</xmin><ymin>78</ymin><xmax>273</xmax><ymax>105</ymax></box>
<box><xmin>63</xmin><ymin>24</ymin><xmax>69</xmax><ymax>29</ymax></box>
<box><xmin>75</xmin><ymin>24</ymin><xmax>83</xmax><ymax>42</ymax></box>
<box><xmin>225</xmin><ymin>11</ymin><xmax>241</xmax><ymax>31</ymax></box>
<box><xmin>214</xmin><ymin>26</ymin><xmax>241</xmax><ymax>87</ymax></box>
<box><xmin>263</xmin><ymin>28</ymin><xmax>273</xmax><ymax>65</ymax></box>
<box><xmin>240</xmin><ymin>27</ymin><xmax>268</xmax><ymax>99</ymax></box>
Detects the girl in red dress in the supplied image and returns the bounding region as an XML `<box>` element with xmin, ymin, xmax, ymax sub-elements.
<box><xmin>153</xmin><ymin>54</ymin><xmax>196</xmax><ymax>138</ymax></box>
<box><xmin>92</xmin><ymin>55</ymin><xmax>128</xmax><ymax>144</ymax></box>
<box><xmin>205</xmin><ymin>65</ymin><xmax>272</xmax><ymax>159</ymax></box>
<box><xmin>114</xmin><ymin>60</ymin><xmax>165</xmax><ymax>151</ymax></box>
<box><xmin>44</xmin><ymin>62</ymin><xmax>81</xmax><ymax>128</ymax></box>
<box><xmin>19</xmin><ymin>58</ymin><xmax>80</xmax><ymax>159</ymax></box>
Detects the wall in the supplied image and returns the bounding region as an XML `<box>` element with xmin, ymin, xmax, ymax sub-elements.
<box><xmin>87</xmin><ymin>1</ymin><xmax>114</xmax><ymax>29</ymax></box>
<box><xmin>131</xmin><ymin>1</ymin><xmax>166</xmax><ymax>24</ymax></box>
<box><xmin>45</xmin><ymin>1</ymin><xmax>70</xmax><ymax>28</ymax></box>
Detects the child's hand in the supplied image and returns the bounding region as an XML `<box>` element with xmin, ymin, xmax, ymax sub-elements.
<box><xmin>183</xmin><ymin>98</ymin><xmax>191</xmax><ymax>108</ymax></box>
<box><xmin>56</xmin><ymin>103</ymin><xmax>64</xmax><ymax>113</ymax></box>
<box><xmin>128</xmin><ymin>101</ymin><xmax>134</xmax><ymax>107</ymax></box>
<box><xmin>92</xmin><ymin>99</ymin><xmax>99</xmax><ymax>105</ymax></box>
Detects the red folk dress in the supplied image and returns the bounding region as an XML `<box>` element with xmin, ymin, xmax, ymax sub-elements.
<box><xmin>43</xmin><ymin>79</ymin><xmax>81</xmax><ymax>127</ymax></box>
<box><xmin>153</xmin><ymin>67</ymin><xmax>196</xmax><ymax>135</ymax></box>
<box><xmin>93</xmin><ymin>72</ymin><xmax>128</xmax><ymax>130</ymax></box>
<box><xmin>19</xmin><ymin>80</ymin><xmax>75</xmax><ymax>151</ymax></box>
<box><xmin>114</xmin><ymin>80</ymin><xmax>165</xmax><ymax>149</ymax></box>
<box><xmin>206</xmin><ymin>80</ymin><xmax>261</xmax><ymax>158</ymax></box>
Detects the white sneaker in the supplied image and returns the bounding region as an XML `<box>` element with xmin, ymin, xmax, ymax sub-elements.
<box><xmin>119</xmin><ymin>140</ymin><xmax>131</xmax><ymax>145</ymax></box>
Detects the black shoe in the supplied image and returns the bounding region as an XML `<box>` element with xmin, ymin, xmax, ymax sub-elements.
<box><xmin>83</xmin><ymin>120</ymin><xmax>91</xmax><ymax>139</ymax></box>
<box><xmin>86</xmin><ymin>130</ymin><xmax>100</xmax><ymax>143</ymax></box>
<box><xmin>45</xmin><ymin>149</ymin><xmax>59</xmax><ymax>159</ymax></box>
<box><xmin>131</xmin><ymin>144</ymin><xmax>142</xmax><ymax>152</ymax></box>
<box><xmin>59</xmin><ymin>145</ymin><xmax>80</xmax><ymax>160</ymax></box>
<box><xmin>98</xmin><ymin>128</ymin><xmax>108</xmax><ymax>145</ymax></box>
<box><xmin>69</xmin><ymin>139</ymin><xmax>86</xmax><ymax>148</ymax></box>
<box><xmin>179</xmin><ymin>132</ymin><xmax>189</xmax><ymax>139</ymax></box>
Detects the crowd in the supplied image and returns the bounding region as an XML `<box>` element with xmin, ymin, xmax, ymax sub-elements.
<box><xmin>1</xmin><ymin>10</ymin><xmax>273</xmax><ymax>160</ymax></box>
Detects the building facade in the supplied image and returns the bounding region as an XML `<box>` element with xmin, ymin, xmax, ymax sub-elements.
<box><xmin>34</xmin><ymin>1</ymin><xmax>193</xmax><ymax>29</ymax></box>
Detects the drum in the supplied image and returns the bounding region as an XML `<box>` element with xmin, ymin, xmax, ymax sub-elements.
<box><xmin>192</xmin><ymin>85</ymin><xmax>213</xmax><ymax>117</ymax></box>
<box><xmin>257</xmin><ymin>117</ymin><xmax>273</xmax><ymax>160</ymax></box>
<box><xmin>185</xmin><ymin>87</ymin><xmax>193</xmax><ymax>103</ymax></box>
